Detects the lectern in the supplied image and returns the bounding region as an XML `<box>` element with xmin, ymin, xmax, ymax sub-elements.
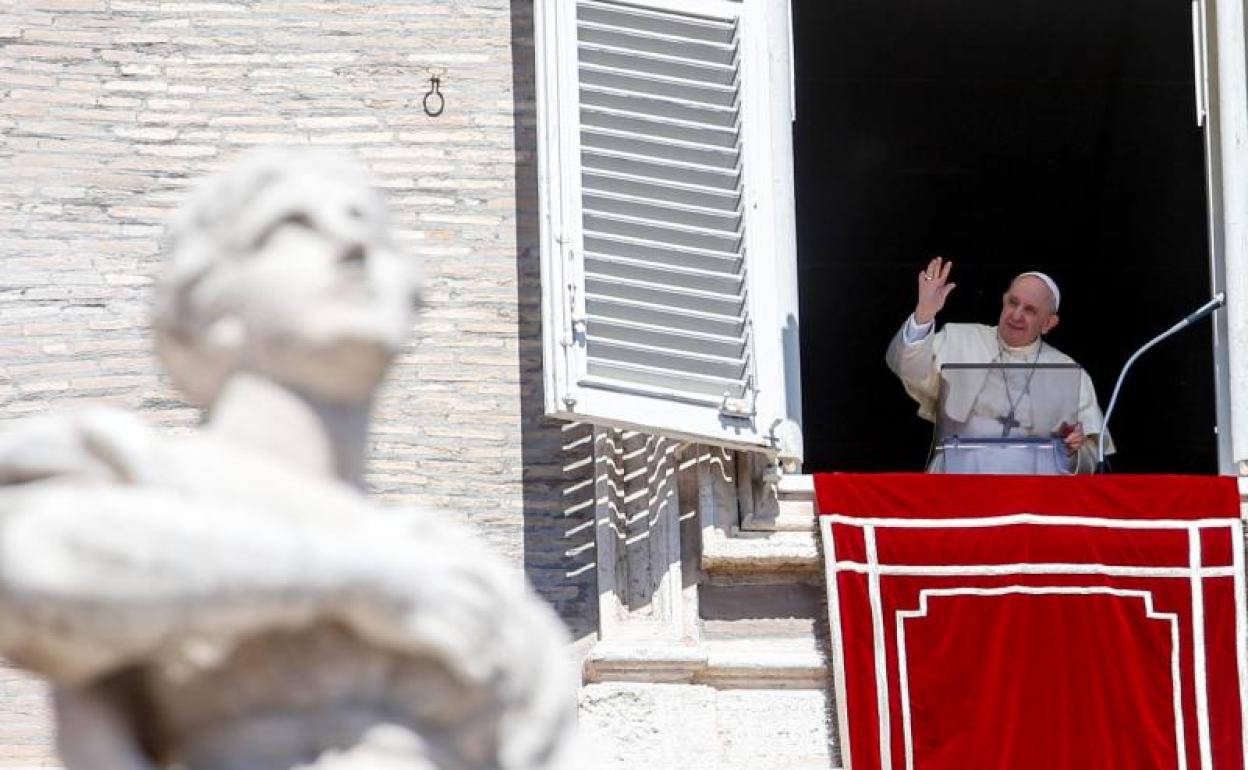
<box><xmin>929</xmin><ymin>362</ymin><xmax>1084</xmax><ymax>474</ymax></box>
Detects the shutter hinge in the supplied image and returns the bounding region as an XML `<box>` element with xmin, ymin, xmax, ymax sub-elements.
<box><xmin>560</xmin><ymin>244</ymin><xmax>586</xmax><ymax>347</ymax></box>
<box><xmin>719</xmin><ymin>374</ymin><xmax>757</xmax><ymax>418</ymax></box>
<box><xmin>562</xmin><ymin>286</ymin><xmax>586</xmax><ymax>346</ymax></box>
<box><xmin>721</xmin><ymin>320</ymin><xmax>757</xmax><ymax>417</ymax></box>
<box><xmin>767</xmin><ymin>417</ymin><xmax>804</xmax><ymax>473</ymax></box>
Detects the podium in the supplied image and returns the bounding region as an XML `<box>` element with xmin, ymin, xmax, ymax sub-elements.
<box><xmin>932</xmin><ymin>436</ymin><xmax>1068</xmax><ymax>474</ymax></box>
<box><xmin>816</xmin><ymin>473</ymin><xmax>1247</xmax><ymax>770</ymax></box>
<box><xmin>930</xmin><ymin>362</ymin><xmax>1083</xmax><ymax>474</ymax></box>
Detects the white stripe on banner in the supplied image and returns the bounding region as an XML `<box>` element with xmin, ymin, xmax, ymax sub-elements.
<box><xmin>1234</xmin><ymin>518</ymin><xmax>1248</xmax><ymax>770</ymax></box>
<box><xmin>865</xmin><ymin>525</ymin><xmax>892</xmax><ymax>770</ymax></box>
<box><xmin>820</xmin><ymin>515</ymin><xmax>855</xmax><ymax>770</ymax></box>
<box><xmin>1191</xmin><ymin>530</ymin><xmax>1213</xmax><ymax>770</ymax></box>
<box><xmin>832</xmin><ymin>562</ymin><xmax>1237</xmax><ymax>579</ymax></box>
<box><xmin>823</xmin><ymin>513</ymin><xmax>1234</xmax><ymax>530</ymax></box>
<box><xmin>892</xmin><ymin>586</ymin><xmax>1186</xmax><ymax>770</ymax></box>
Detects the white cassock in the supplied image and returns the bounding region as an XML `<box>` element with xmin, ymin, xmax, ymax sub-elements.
<box><xmin>886</xmin><ymin>318</ymin><xmax>1113</xmax><ymax>474</ymax></box>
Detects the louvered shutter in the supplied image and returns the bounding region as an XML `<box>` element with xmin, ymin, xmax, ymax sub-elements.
<box><xmin>536</xmin><ymin>0</ymin><xmax>801</xmax><ymax>460</ymax></box>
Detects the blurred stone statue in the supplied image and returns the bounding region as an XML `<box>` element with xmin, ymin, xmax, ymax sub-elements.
<box><xmin>0</xmin><ymin>148</ymin><xmax>578</xmax><ymax>770</ymax></box>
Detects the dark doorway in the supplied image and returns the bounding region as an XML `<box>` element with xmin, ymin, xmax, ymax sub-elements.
<box><xmin>794</xmin><ymin>0</ymin><xmax>1217</xmax><ymax>473</ymax></box>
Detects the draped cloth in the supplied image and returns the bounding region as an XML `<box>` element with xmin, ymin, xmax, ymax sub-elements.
<box><xmin>817</xmin><ymin>472</ymin><xmax>1247</xmax><ymax>770</ymax></box>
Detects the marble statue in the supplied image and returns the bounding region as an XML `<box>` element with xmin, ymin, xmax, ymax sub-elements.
<box><xmin>0</xmin><ymin>148</ymin><xmax>579</xmax><ymax>770</ymax></box>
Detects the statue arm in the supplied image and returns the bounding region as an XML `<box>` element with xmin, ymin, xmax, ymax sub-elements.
<box><xmin>0</xmin><ymin>485</ymin><xmax>567</xmax><ymax>684</ymax></box>
<box><xmin>0</xmin><ymin>409</ymin><xmax>163</xmax><ymax>487</ymax></box>
<box><xmin>0</xmin><ymin>482</ymin><xmax>576</xmax><ymax>770</ymax></box>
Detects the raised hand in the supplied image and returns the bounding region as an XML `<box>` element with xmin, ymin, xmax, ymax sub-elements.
<box><xmin>915</xmin><ymin>256</ymin><xmax>956</xmax><ymax>325</ymax></box>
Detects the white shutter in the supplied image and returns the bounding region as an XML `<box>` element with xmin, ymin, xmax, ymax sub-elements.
<box><xmin>536</xmin><ymin>0</ymin><xmax>801</xmax><ymax>460</ymax></box>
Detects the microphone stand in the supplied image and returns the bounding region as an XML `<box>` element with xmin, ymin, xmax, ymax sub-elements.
<box><xmin>1097</xmin><ymin>292</ymin><xmax>1225</xmax><ymax>473</ymax></box>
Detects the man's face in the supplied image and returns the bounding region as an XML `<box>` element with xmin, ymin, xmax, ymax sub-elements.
<box><xmin>998</xmin><ymin>276</ymin><xmax>1058</xmax><ymax>348</ymax></box>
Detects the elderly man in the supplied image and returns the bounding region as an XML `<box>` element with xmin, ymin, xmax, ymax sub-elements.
<box><xmin>886</xmin><ymin>257</ymin><xmax>1110</xmax><ymax>473</ymax></box>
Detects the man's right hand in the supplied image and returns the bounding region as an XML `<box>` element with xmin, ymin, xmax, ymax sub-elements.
<box><xmin>914</xmin><ymin>256</ymin><xmax>956</xmax><ymax>325</ymax></box>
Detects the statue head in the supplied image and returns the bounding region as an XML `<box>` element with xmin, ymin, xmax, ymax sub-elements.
<box><xmin>154</xmin><ymin>148</ymin><xmax>422</xmax><ymax>405</ymax></box>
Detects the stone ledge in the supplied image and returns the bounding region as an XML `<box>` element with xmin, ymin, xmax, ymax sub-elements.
<box><xmin>584</xmin><ymin>638</ymin><xmax>827</xmax><ymax>689</ymax></box>
<box><xmin>701</xmin><ymin>637</ymin><xmax>828</xmax><ymax>689</ymax></box>
<box><xmin>583</xmin><ymin>644</ymin><xmax>706</xmax><ymax>684</ymax></box>
<box><xmin>777</xmin><ymin>473</ymin><xmax>815</xmax><ymax>498</ymax></box>
<box><xmin>702</xmin><ymin>526</ymin><xmax>820</xmax><ymax>575</ymax></box>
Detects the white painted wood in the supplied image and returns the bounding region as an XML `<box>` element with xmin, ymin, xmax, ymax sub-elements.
<box><xmin>537</xmin><ymin>0</ymin><xmax>801</xmax><ymax>459</ymax></box>
<box><xmin>1191</xmin><ymin>0</ymin><xmax>1235</xmax><ymax>474</ymax></box>
<box><xmin>1193</xmin><ymin>0</ymin><xmax>1208</xmax><ymax>126</ymax></box>
<box><xmin>535</xmin><ymin>0</ymin><xmax>585</xmax><ymax>418</ymax></box>
<box><xmin>1203</xmin><ymin>0</ymin><xmax>1248</xmax><ymax>471</ymax></box>
<box><xmin>750</xmin><ymin>0</ymin><xmax>802</xmax><ymax>467</ymax></box>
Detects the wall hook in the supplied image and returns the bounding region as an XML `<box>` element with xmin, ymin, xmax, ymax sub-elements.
<box><xmin>423</xmin><ymin>74</ymin><xmax>445</xmax><ymax>118</ymax></box>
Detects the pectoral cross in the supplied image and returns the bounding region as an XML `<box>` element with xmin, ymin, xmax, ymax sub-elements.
<box><xmin>998</xmin><ymin>411</ymin><xmax>1020</xmax><ymax>437</ymax></box>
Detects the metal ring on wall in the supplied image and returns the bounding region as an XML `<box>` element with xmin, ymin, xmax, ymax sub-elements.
<box><xmin>423</xmin><ymin>75</ymin><xmax>445</xmax><ymax>117</ymax></box>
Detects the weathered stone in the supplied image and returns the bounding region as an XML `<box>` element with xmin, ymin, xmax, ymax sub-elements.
<box><xmin>0</xmin><ymin>149</ymin><xmax>580</xmax><ymax>770</ymax></box>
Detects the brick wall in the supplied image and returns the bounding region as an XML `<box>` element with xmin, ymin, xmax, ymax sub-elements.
<box><xmin>0</xmin><ymin>2</ymin><xmax>597</xmax><ymax>764</ymax></box>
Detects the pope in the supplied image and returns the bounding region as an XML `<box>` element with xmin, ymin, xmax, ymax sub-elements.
<box><xmin>885</xmin><ymin>257</ymin><xmax>1111</xmax><ymax>472</ymax></box>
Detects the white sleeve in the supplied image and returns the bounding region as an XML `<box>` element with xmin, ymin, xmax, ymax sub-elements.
<box><xmin>885</xmin><ymin>316</ymin><xmax>942</xmax><ymax>417</ymax></box>
<box><xmin>902</xmin><ymin>314</ymin><xmax>933</xmax><ymax>344</ymax></box>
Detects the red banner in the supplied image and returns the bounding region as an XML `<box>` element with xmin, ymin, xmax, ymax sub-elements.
<box><xmin>816</xmin><ymin>473</ymin><xmax>1247</xmax><ymax>770</ymax></box>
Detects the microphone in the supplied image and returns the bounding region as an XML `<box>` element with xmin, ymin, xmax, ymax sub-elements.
<box><xmin>1098</xmin><ymin>292</ymin><xmax>1226</xmax><ymax>472</ymax></box>
<box><xmin>1181</xmin><ymin>293</ymin><xmax>1226</xmax><ymax>327</ymax></box>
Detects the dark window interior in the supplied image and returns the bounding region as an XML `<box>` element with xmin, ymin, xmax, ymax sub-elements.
<box><xmin>793</xmin><ymin>0</ymin><xmax>1217</xmax><ymax>473</ymax></box>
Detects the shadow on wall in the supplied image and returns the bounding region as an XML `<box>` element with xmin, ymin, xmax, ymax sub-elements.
<box><xmin>594</xmin><ymin>430</ymin><xmax>690</xmax><ymax>614</ymax></box>
<box><xmin>511</xmin><ymin>0</ymin><xmax>600</xmax><ymax>644</ymax></box>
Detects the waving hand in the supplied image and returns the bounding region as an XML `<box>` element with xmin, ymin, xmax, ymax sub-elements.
<box><xmin>914</xmin><ymin>256</ymin><xmax>956</xmax><ymax>325</ymax></box>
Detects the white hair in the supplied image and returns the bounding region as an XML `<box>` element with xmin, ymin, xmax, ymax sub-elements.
<box><xmin>1015</xmin><ymin>270</ymin><xmax>1061</xmax><ymax>312</ymax></box>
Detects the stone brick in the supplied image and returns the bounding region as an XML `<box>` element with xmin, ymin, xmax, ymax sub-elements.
<box><xmin>222</xmin><ymin>131</ymin><xmax>303</xmax><ymax>144</ymax></box>
<box><xmin>19</xmin><ymin>0</ymin><xmax>106</xmax><ymax>9</ymax></box>
<box><xmin>111</xmin><ymin>127</ymin><xmax>177</xmax><ymax>142</ymax></box>
<box><xmin>133</xmin><ymin>143</ymin><xmax>218</xmax><ymax>157</ymax></box>
<box><xmin>103</xmin><ymin>79</ymin><xmax>168</xmax><ymax>93</ymax></box>
<box><xmin>294</xmin><ymin>115</ymin><xmax>379</xmax><ymax>129</ymax></box>
<box><xmin>21</xmin><ymin>29</ymin><xmax>111</xmax><ymax>45</ymax></box>
<box><xmin>0</xmin><ymin>72</ymin><xmax>60</xmax><ymax>88</ymax></box>
<box><xmin>4</xmin><ymin>44</ymin><xmax>94</xmax><ymax>60</ymax></box>
<box><xmin>7</xmin><ymin>87</ymin><xmax>93</xmax><ymax>105</ymax></box>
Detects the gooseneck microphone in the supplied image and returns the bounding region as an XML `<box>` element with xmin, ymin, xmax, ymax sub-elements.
<box><xmin>1181</xmin><ymin>294</ymin><xmax>1226</xmax><ymax>327</ymax></box>
<box><xmin>1097</xmin><ymin>292</ymin><xmax>1225</xmax><ymax>472</ymax></box>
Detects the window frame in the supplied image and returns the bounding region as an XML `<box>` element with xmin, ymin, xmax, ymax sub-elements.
<box><xmin>1200</xmin><ymin>0</ymin><xmax>1245</xmax><ymax>473</ymax></box>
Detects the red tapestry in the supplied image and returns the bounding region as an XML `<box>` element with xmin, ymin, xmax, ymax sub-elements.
<box><xmin>816</xmin><ymin>473</ymin><xmax>1247</xmax><ymax>770</ymax></box>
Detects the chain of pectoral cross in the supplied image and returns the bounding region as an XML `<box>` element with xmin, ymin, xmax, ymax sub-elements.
<box><xmin>996</xmin><ymin>341</ymin><xmax>1044</xmax><ymax>437</ymax></box>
